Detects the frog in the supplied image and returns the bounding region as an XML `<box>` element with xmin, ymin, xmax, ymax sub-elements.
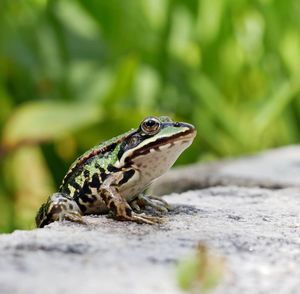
<box><xmin>36</xmin><ymin>116</ymin><xmax>196</xmax><ymax>228</ymax></box>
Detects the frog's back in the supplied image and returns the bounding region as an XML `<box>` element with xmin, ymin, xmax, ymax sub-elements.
<box><xmin>59</xmin><ymin>130</ymin><xmax>134</xmax><ymax>197</ymax></box>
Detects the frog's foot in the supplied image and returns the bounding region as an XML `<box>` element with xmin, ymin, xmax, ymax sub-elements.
<box><xmin>36</xmin><ymin>192</ymin><xmax>85</xmax><ymax>228</ymax></box>
<box><xmin>116</xmin><ymin>212</ymin><xmax>165</xmax><ymax>225</ymax></box>
<box><xmin>130</xmin><ymin>194</ymin><xmax>170</xmax><ymax>213</ymax></box>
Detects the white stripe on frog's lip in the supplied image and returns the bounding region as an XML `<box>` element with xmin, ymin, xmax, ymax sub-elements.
<box><xmin>116</xmin><ymin>125</ymin><xmax>196</xmax><ymax>167</ymax></box>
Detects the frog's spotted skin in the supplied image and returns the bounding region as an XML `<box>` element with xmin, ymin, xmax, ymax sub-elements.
<box><xmin>36</xmin><ymin>116</ymin><xmax>196</xmax><ymax>227</ymax></box>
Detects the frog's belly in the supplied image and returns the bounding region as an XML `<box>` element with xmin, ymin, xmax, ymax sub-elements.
<box><xmin>119</xmin><ymin>171</ymin><xmax>146</xmax><ymax>202</ymax></box>
<box><xmin>119</xmin><ymin>167</ymin><xmax>163</xmax><ymax>202</ymax></box>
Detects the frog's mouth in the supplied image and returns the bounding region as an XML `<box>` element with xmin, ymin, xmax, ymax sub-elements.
<box><xmin>132</xmin><ymin>124</ymin><xmax>196</xmax><ymax>157</ymax></box>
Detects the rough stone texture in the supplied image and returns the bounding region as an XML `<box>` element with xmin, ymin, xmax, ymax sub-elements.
<box><xmin>1</xmin><ymin>145</ymin><xmax>300</xmax><ymax>294</ymax></box>
<box><xmin>1</xmin><ymin>187</ymin><xmax>300</xmax><ymax>294</ymax></box>
<box><xmin>152</xmin><ymin>145</ymin><xmax>300</xmax><ymax>195</ymax></box>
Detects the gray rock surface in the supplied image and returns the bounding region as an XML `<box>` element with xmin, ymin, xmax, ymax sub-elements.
<box><xmin>1</xmin><ymin>145</ymin><xmax>300</xmax><ymax>294</ymax></box>
<box><xmin>153</xmin><ymin>145</ymin><xmax>300</xmax><ymax>195</ymax></box>
<box><xmin>1</xmin><ymin>187</ymin><xmax>300</xmax><ymax>294</ymax></box>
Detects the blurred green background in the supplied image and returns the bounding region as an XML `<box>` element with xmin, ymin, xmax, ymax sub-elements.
<box><xmin>0</xmin><ymin>0</ymin><xmax>299</xmax><ymax>232</ymax></box>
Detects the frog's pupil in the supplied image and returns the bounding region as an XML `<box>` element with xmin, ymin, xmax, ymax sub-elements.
<box><xmin>146</xmin><ymin>119</ymin><xmax>155</xmax><ymax>127</ymax></box>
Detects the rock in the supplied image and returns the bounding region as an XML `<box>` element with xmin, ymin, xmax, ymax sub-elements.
<box><xmin>1</xmin><ymin>186</ymin><xmax>300</xmax><ymax>294</ymax></box>
<box><xmin>152</xmin><ymin>145</ymin><xmax>300</xmax><ymax>195</ymax></box>
<box><xmin>2</xmin><ymin>145</ymin><xmax>300</xmax><ymax>294</ymax></box>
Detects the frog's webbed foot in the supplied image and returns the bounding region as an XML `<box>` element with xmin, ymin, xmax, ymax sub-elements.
<box><xmin>106</xmin><ymin>209</ymin><xmax>164</xmax><ymax>224</ymax></box>
<box><xmin>117</xmin><ymin>212</ymin><xmax>165</xmax><ymax>224</ymax></box>
<box><xmin>36</xmin><ymin>193</ymin><xmax>85</xmax><ymax>228</ymax></box>
<box><xmin>130</xmin><ymin>193</ymin><xmax>170</xmax><ymax>214</ymax></box>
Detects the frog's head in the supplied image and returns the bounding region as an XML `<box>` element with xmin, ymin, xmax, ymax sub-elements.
<box><xmin>116</xmin><ymin>116</ymin><xmax>196</xmax><ymax>182</ymax></box>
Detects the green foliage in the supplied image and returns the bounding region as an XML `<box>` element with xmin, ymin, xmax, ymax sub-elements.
<box><xmin>177</xmin><ymin>243</ymin><xmax>224</xmax><ymax>293</ymax></box>
<box><xmin>0</xmin><ymin>0</ymin><xmax>299</xmax><ymax>232</ymax></box>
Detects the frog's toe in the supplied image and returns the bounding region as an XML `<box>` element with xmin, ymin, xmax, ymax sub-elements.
<box><xmin>114</xmin><ymin>210</ymin><xmax>165</xmax><ymax>224</ymax></box>
<box><xmin>130</xmin><ymin>200</ymin><xmax>142</xmax><ymax>212</ymax></box>
<box><xmin>131</xmin><ymin>213</ymin><xmax>165</xmax><ymax>224</ymax></box>
<box><xmin>136</xmin><ymin>194</ymin><xmax>170</xmax><ymax>213</ymax></box>
<box><xmin>151</xmin><ymin>202</ymin><xmax>169</xmax><ymax>213</ymax></box>
<box><xmin>148</xmin><ymin>195</ymin><xmax>171</xmax><ymax>210</ymax></box>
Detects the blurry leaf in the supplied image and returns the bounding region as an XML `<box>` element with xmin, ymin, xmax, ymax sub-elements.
<box><xmin>177</xmin><ymin>243</ymin><xmax>224</xmax><ymax>293</ymax></box>
<box><xmin>30</xmin><ymin>0</ymin><xmax>47</xmax><ymax>8</ymax></box>
<box><xmin>193</xmin><ymin>108</ymin><xmax>224</xmax><ymax>154</ymax></box>
<box><xmin>10</xmin><ymin>146</ymin><xmax>54</xmax><ymax>229</ymax></box>
<box><xmin>2</xmin><ymin>101</ymin><xmax>102</xmax><ymax>148</ymax></box>
<box><xmin>77</xmin><ymin>0</ymin><xmax>154</xmax><ymax>53</ymax></box>
<box><xmin>36</xmin><ymin>23</ymin><xmax>62</xmax><ymax>80</ymax></box>
<box><xmin>168</xmin><ymin>6</ymin><xmax>201</xmax><ymax>68</ymax></box>
<box><xmin>0</xmin><ymin>88</ymin><xmax>13</xmax><ymax>126</ymax></box>
<box><xmin>220</xmin><ymin>39</ymin><xmax>245</xmax><ymax>76</ymax></box>
<box><xmin>102</xmin><ymin>55</ymin><xmax>139</xmax><ymax>108</ymax></box>
<box><xmin>196</xmin><ymin>0</ymin><xmax>225</xmax><ymax>43</ymax></box>
<box><xmin>54</xmin><ymin>134</ymin><xmax>77</xmax><ymax>162</ymax></box>
<box><xmin>234</xmin><ymin>9</ymin><xmax>265</xmax><ymax>61</ymax></box>
<box><xmin>140</xmin><ymin>0</ymin><xmax>168</xmax><ymax>30</ymax></box>
<box><xmin>191</xmin><ymin>74</ymin><xmax>246</xmax><ymax>146</ymax></box>
<box><xmin>280</xmin><ymin>30</ymin><xmax>300</xmax><ymax>77</ymax></box>
<box><xmin>68</xmin><ymin>62</ymin><xmax>113</xmax><ymax>102</ymax></box>
<box><xmin>255</xmin><ymin>81</ymin><xmax>300</xmax><ymax>132</ymax></box>
<box><xmin>56</xmin><ymin>0</ymin><xmax>99</xmax><ymax>39</ymax></box>
<box><xmin>0</xmin><ymin>185</ymin><xmax>14</xmax><ymax>233</ymax></box>
<box><xmin>134</xmin><ymin>65</ymin><xmax>161</xmax><ymax>109</ymax></box>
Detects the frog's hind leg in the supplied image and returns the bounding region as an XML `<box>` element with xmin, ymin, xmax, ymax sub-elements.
<box><xmin>36</xmin><ymin>192</ymin><xmax>85</xmax><ymax>228</ymax></box>
<box><xmin>99</xmin><ymin>172</ymin><xmax>164</xmax><ymax>224</ymax></box>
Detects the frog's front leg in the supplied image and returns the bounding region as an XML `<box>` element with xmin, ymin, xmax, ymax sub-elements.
<box><xmin>36</xmin><ymin>192</ymin><xmax>85</xmax><ymax>228</ymax></box>
<box><xmin>99</xmin><ymin>172</ymin><xmax>163</xmax><ymax>224</ymax></box>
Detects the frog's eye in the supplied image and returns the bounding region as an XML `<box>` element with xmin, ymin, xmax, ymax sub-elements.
<box><xmin>141</xmin><ymin>117</ymin><xmax>161</xmax><ymax>135</ymax></box>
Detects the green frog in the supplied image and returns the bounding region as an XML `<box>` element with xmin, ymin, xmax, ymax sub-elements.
<box><xmin>36</xmin><ymin>116</ymin><xmax>196</xmax><ymax>227</ymax></box>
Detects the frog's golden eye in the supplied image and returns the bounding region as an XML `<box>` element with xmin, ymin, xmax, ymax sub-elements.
<box><xmin>141</xmin><ymin>117</ymin><xmax>161</xmax><ymax>135</ymax></box>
